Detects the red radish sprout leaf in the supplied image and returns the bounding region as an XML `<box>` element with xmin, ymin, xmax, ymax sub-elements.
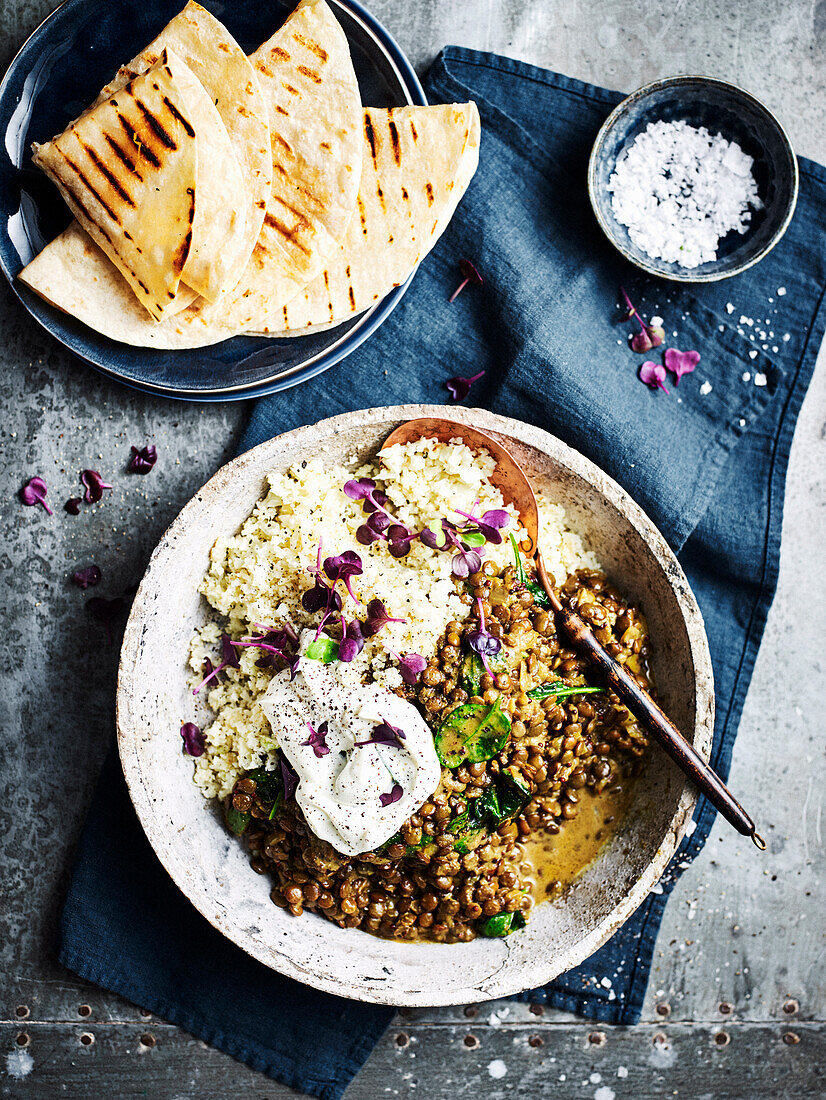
<box><xmin>380</xmin><ymin>782</ymin><xmax>404</xmax><ymax>807</ymax></box>
<box><xmin>80</xmin><ymin>469</ymin><xmax>113</xmax><ymax>504</ymax></box>
<box><xmin>663</xmin><ymin>347</ymin><xmax>700</xmax><ymax>384</ymax></box>
<box><xmin>20</xmin><ymin>476</ymin><xmax>53</xmax><ymax>515</ymax></box>
<box><xmin>128</xmin><ymin>444</ymin><xmax>158</xmax><ymax>474</ymax></box>
<box><xmin>72</xmin><ymin>565</ymin><xmax>102</xmax><ymax>590</ymax></box>
<box><xmin>181</xmin><ymin>721</ymin><xmax>205</xmax><ymax>756</ymax></box>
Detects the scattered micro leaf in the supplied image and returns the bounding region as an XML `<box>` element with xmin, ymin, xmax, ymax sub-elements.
<box><xmin>362</xmin><ymin>598</ymin><xmax>406</xmax><ymax>638</ymax></box>
<box><xmin>446</xmin><ymin>370</ymin><xmax>485</xmax><ymax>402</ymax></box>
<box><xmin>379</xmin><ymin>782</ymin><xmax>403</xmax><ymax>807</ymax></box>
<box><xmin>64</xmin><ymin>497</ymin><xmax>82</xmax><ymax>515</ymax></box>
<box><xmin>448</xmin><ymin>258</ymin><xmax>483</xmax><ymax>302</ymax></box>
<box><xmin>128</xmin><ymin>444</ymin><xmax>158</xmax><ymax>474</ymax></box>
<box><xmin>302</xmin><ymin>719</ymin><xmax>330</xmax><ymax>758</ymax></box>
<box><xmin>621</xmin><ymin>286</ymin><xmax>664</xmax><ymax>352</ymax></box>
<box><xmin>356</xmin><ymin>719</ymin><xmax>406</xmax><ymax>748</ymax></box>
<box><xmin>72</xmin><ymin>565</ymin><xmax>102</xmax><ymax>590</ymax></box>
<box><xmin>20</xmin><ymin>476</ymin><xmax>53</xmax><ymax>515</ymax></box>
<box><xmin>323</xmin><ymin>550</ymin><xmax>364</xmax><ymax>603</ymax></box>
<box><xmin>396</xmin><ymin>652</ymin><xmax>426</xmax><ymax>685</ymax></box>
<box><xmin>664</xmin><ymin>347</ymin><xmax>700</xmax><ymax>385</ymax></box>
<box><xmin>180</xmin><ymin>722</ymin><xmax>205</xmax><ymax>757</ymax></box>
<box><xmin>280</xmin><ymin>755</ymin><xmax>299</xmax><ymax>801</ymax></box>
<box><xmin>80</xmin><ymin>469</ymin><xmax>113</xmax><ymax>504</ymax></box>
<box><xmin>640</xmin><ymin>361</ymin><xmax>670</xmax><ymax>393</ymax></box>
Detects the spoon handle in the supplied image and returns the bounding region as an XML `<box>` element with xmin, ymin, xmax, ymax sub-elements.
<box><xmin>553</xmin><ymin>603</ymin><xmax>765</xmax><ymax>848</ymax></box>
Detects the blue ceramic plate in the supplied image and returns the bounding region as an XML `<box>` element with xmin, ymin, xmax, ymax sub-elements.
<box><xmin>0</xmin><ymin>0</ymin><xmax>425</xmax><ymax>400</ymax></box>
<box><xmin>588</xmin><ymin>76</ymin><xmax>798</xmax><ymax>283</ymax></box>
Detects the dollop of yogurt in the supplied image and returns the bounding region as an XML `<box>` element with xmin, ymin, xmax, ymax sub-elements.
<box><xmin>258</xmin><ymin>641</ymin><xmax>441</xmax><ymax>857</ymax></box>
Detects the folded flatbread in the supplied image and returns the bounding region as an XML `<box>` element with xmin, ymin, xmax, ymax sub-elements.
<box><xmin>92</xmin><ymin>0</ymin><xmax>272</xmax><ymax>302</ymax></box>
<box><xmin>254</xmin><ymin>103</ymin><xmax>481</xmax><ymax>334</ymax></box>
<box><xmin>20</xmin><ymin>0</ymin><xmax>363</xmax><ymax>344</ymax></box>
<box><xmin>32</xmin><ymin>49</ymin><xmax>247</xmax><ymax>319</ymax></box>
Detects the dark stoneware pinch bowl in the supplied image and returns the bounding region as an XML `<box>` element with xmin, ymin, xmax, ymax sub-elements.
<box><xmin>588</xmin><ymin>75</ymin><xmax>798</xmax><ymax>282</ymax></box>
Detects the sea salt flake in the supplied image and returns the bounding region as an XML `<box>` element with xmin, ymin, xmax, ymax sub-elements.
<box><xmin>487</xmin><ymin>1060</ymin><xmax>507</xmax><ymax>1079</ymax></box>
<box><xmin>742</xmin><ymin>372</ymin><xmax>751</xmax><ymax>381</ymax></box>
<box><xmin>777</xmin><ymin>286</ymin><xmax>786</xmax><ymax>295</ymax></box>
<box><xmin>783</xmin><ymin>333</ymin><xmax>791</xmax><ymax>341</ymax></box>
<box><xmin>617</xmin><ymin>1066</ymin><xmax>629</xmax><ymax>1078</ymax></box>
<box><xmin>725</xmin><ymin>302</ymin><xmax>734</xmax><ymax>313</ymax></box>
<box><xmin>607</xmin><ymin>120</ymin><xmax>762</xmax><ymax>268</ymax></box>
<box><xmin>699</xmin><ymin>381</ymin><xmax>713</xmax><ymax>395</ymax></box>
<box><xmin>749</xmin><ymin>350</ymin><xmax>758</xmax><ymax>359</ymax></box>
<box><xmin>754</xmin><ymin>373</ymin><xmax>767</xmax><ymax>386</ymax></box>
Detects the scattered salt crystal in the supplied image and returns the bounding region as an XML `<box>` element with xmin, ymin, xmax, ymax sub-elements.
<box><xmin>600</xmin><ymin>977</ymin><xmax>612</xmax><ymax>988</ymax></box>
<box><xmin>783</xmin><ymin>333</ymin><xmax>790</xmax><ymax>341</ymax></box>
<box><xmin>595</xmin><ymin>1088</ymin><xmax>616</xmax><ymax>1100</ymax></box>
<box><xmin>725</xmin><ymin>302</ymin><xmax>734</xmax><ymax>313</ymax></box>
<box><xmin>699</xmin><ymin>381</ymin><xmax>713</xmax><ymax>395</ymax></box>
<box><xmin>617</xmin><ymin>1066</ymin><xmax>629</xmax><ymax>1078</ymax></box>
<box><xmin>650</xmin><ymin>315</ymin><xmax>664</xmax><ymax>327</ymax></box>
<box><xmin>590</xmin><ymin>1073</ymin><xmax>603</xmax><ymax>1084</ymax></box>
<box><xmin>772</xmin><ymin>346</ymin><xmax>779</xmax><ymax>353</ymax></box>
<box><xmin>742</xmin><ymin>372</ymin><xmax>751</xmax><ymax>381</ymax></box>
<box><xmin>754</xmin><ymin>373</ymin><xmax>767</xmax><ymax>386</ymax></box>
<box><xmin>777</xmin><ymin>286</ymin><xmax>786</xmax><ymax>295</ymax></box>
<box><xmin>487</xmin><ymin>1060</ymin><xmax>507</xmax><ymax>1079</ymax></box>
<box><xmin>607</xmin><ymin>120</ymin><xmax>762</xmax><ymax>268</ymax></box>
<box><xmin>739</xmin><ymin>418</ymin><xmax>746</xmax><ymax>427</ymax></box>
<box><xmin>718</xmin><ymin>324</ymin><xmax>725</xmax><ymax>332</ymax></box>
<box><xmin>749</xmin><ymin>350</ymin><xmax>758</xmax><ymax>359</ymax></box>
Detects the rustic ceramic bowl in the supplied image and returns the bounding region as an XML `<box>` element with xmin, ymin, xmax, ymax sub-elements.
<box><xmin>117</xmin><ymin>405</ymin><xmax>714</xmax><ymax>1006</ymax></box>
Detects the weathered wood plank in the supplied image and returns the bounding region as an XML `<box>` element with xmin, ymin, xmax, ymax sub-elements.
<box><xmin>2</xmin><ymin>1022</ymin><xmax>823</xmax><ymax>1098</ymax></box>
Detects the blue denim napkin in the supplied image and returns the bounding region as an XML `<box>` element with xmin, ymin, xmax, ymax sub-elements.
<box><xmin>59</xmin><ymin>48</ymin><xmax>826</xmax><ymax>1099</ymax></box>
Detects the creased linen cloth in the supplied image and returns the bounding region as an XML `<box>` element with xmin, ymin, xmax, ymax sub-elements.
<box><xmin>59</xmin><ymin>48</ymin><xmax>826</xmax><ymax>1100</ymax></box>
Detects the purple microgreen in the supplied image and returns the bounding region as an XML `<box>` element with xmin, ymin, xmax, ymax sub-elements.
<box><xmin>86</xmin><ymin>595</ymin><xmax>126</xmax><ymax>645</ymax></box>
<box><xmin>323</xmin><ymin>550</ymin><xmax>364</xmax><ymax>603</ymax></box>
<box><xmin>386</xmin><ymin>525</ymin><xmax>418</xmax><ymax>559</ymax></box>
<box><xmin>302</xmin><ymin>719</ymin><xmax>330</xmax><ymax>758</ymax></box>
<box><xmin>338</xmin><ymin>618</ymin><xmax>365</xmax><ymax>663</ymax></box>
<box><xmin>395</xmin><ymin>651</ymin><xmax>427</xmax><ymax>685</ymax></box>
<box><xmin>448</xmin><ymin>258</ymin><xmax>483</xmax><ymax>303</ymax></box>
<box><xmin>20</xmin><ymin>476</ymin><xmax>53</xmax><ymax>515</ymax></box>
<box><xmin>64</xmin><ymin>497</ymin><xmax>82</xmax><ymax>515</ymax></box>
<box><xmin>232</xmin><ymin>626</ymin><xmax>298</xmax><ymax>672</ymax></box>
<box><xmin>362</xmin><ymin>598</ymin><xmax>406</xmax><ymax>638</ymax></box>
<box><xmin>454</xmin><ymin>506</ymin><xmax>510</xmax><ymax>544</ymax></box>
<box><xmin>446</xmin><ymin>370</ymin><xmax>485</xmax><ymax>402</ymax></box>
<box><xmin>639</xmin><ymin>361</ymin><xmax>670</xmax><ymax>394</ymax></box>
<box><xmin>356</xmin><ymin>719</ymin><xmax>407</xmax><ymax>748</ymax></box>
<box><xmin>80</xmin><ymin>469</ymin><xmax>113</xmax><ymax>504</ymax></box>
<box><xmin>663</xmin><ymin>347</ymin><xmax>700</xmax><ymax>385</ymax></box>
<box><xmin>72</xmin><ymin>565</ymin><xmax>102</xmax><ymax>590</ymax></box>
<box><xmin>128</xmin><ymin>444</ymin><xmax>158</xmax><ymax>474</ymax></box>
<box><xmin>467</xmin><ymin>597</ymin><xmax>502</xmax><ymax>682</ymax></box>
<box><xmin>280</xmin><ymin>755</ymin><xmax>298</xmax><ymax>800</ymax></box>
<box><xmin>451</xmin><ymin>547</ymin><xmax>482</xmax><ymax>578</ymax></box>
<box><xmin>621</xmin><ymin>287</ymin><xmax>664</xmax><ymax>353</ymax></box>
<box><xmin>379</xmin><ymin>782</ymin><xmax>404</xmax><ymax>807</ymax></box>
<box><xmin>420</xmin><ymin>525</ymin><xmax>449</xmax><ymax>550</ymax></box>
<box><xmin>191</xmin><ymin>632</ymin><xmax>240</xmax><ymax>694</ymax></box>
<box><xmin>302</xmin><ymin>579</ymin><xmax>343</xmax><ymax>613</ymax></box>
<box><xmin>343</xmin><ymin>477</ymin><xmax>377</xmax><ymax>502</ymax></box>
<box><xmin>180</xmin><ymin>721</ymin><xmax>205</xmax><ymax>757</ymax></box>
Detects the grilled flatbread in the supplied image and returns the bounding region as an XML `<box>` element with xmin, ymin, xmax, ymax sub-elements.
<box><xmin>93</xmin><ymin>1</ymin><xmax>271</xmax><ymax>298</ymax></box>
<box><xmin>255</xmin><ymin>103</ymin><xmax>481</xmax><ymax>334</ymax></box>
<box><xmin>32</xmin><ymin>49</ymin><xmax>247</xmax><ymax>318</ymax></box>
<box><xmin>21</xmin><ymin>0</ymin><xmax>363</xmax><ymax>344</ymax></box>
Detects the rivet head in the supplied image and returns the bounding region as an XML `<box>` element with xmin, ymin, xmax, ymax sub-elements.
<box><xmin>719</xmin><ymin>1002</ymin><xmax>733</xmax><ymax>1015</ymax></box>
<box><xmin>714</xmin><ymin>1031</ymin><xmax>730</xmax><ymax>1047</ymax></box>
<box><xmin>529</xmin><ymin>1034</ymin><xmax>544</xmax><ymax>1048</ymax></box>
<box><xmin>588</xmin><ymin>1031</ymin><xmax>607</xmax><ymax>1046</ymax></box>
<box><xmin>782</xmin><ymin>999</ymin><xmax>799</xmax><ymax>1015</ymax></box>
<box><xmin>656</xmin><ymin>1002</ymin><xmax>671</xmax><ymax>1017</ymax></box>
<box><xmin>782</xmin><ymin>1032</ymin><xmax>800</xmax><ymax>1046</ymax></box>
<box><xmin>463</xmin><ymin>1034</ymin><xmax>479</xmax><ymax>1049</ymax></box>
<box><xmin>395</xmin><ymin>1032</ymin><xmax>409</xmax><ymax>1048</ymax></box>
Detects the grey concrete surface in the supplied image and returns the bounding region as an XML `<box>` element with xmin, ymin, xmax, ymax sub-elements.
<box><xmin>1</xmin><ymin>1</ymin><xmax>824</xmax><ymax>1097</ymax></box>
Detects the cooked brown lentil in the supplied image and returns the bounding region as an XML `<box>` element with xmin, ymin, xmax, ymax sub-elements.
<box><xmin>228</xmin><ymin>565</ymin><xmax>651</xmax><ymax>943</ymax></box>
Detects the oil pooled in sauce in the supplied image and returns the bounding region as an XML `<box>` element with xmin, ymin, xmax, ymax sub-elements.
<box><xmin>524</xmin><ymin>781</ymin><xmax>635</xmax><ymax>903</ymax></box>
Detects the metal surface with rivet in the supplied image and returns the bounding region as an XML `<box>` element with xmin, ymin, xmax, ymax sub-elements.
<box><xmin>1</xmin><ymin>0</ymin><xmax>824</xmax><ymax>1096</ymax></box>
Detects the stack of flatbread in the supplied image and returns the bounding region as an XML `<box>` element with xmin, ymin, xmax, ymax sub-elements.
<box><xmin>19</xmin><ymin>0</ymin><xmax>480</xmax><ymax>350</ymax></box>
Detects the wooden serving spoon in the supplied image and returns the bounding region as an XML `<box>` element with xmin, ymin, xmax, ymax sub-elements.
<box><xmin>382</xmin><ymin>417</ymin><xmax>766</xmax><ymax>850</ymax></box>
